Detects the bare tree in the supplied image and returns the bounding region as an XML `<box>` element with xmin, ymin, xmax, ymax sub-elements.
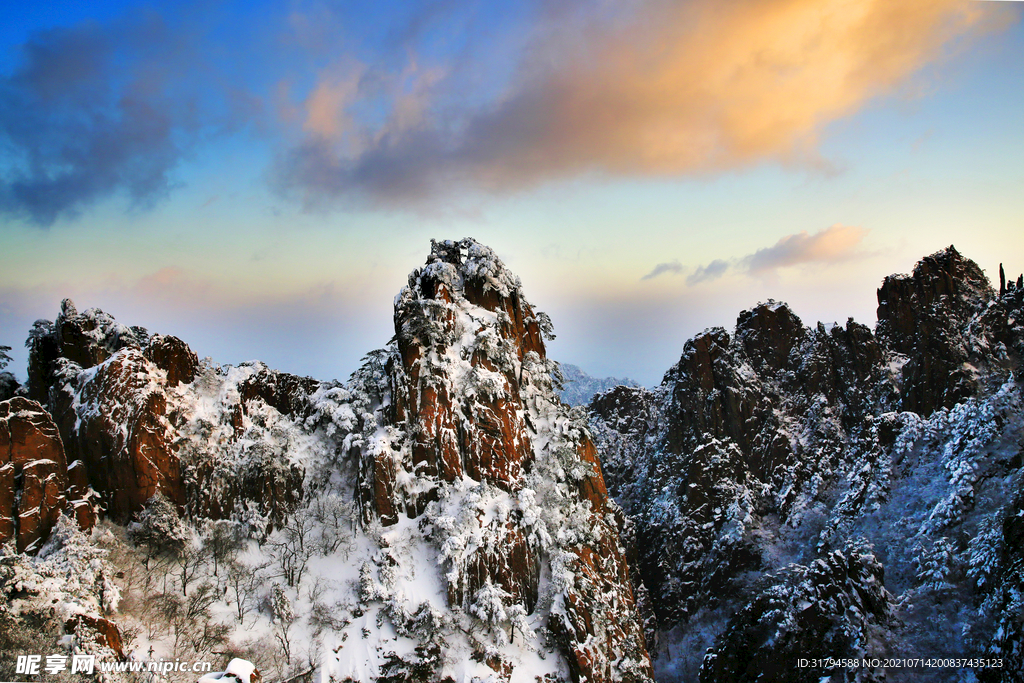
<box><xmin>268</xmin><ymin>507</ymin><xmax>317</xmax><ymax>588</ymax></box>
<box><xmin>310</xmin><ymin>492</ymin><xmax>355</xmax><ymax>556</ymax></box>
<box><xmin>226</xmin><ymin>559</ymin><xmax>270</xmax><ymax>624</ymax></box>
<box><xmin>175</xmin><ymin>540</ymin><xmax>207</xmax><ymax>597</ymax></box>
<box><xmin>202</xmin><ymin>519</ymin><xmax>246</xmax><ymax>579</ymax></box>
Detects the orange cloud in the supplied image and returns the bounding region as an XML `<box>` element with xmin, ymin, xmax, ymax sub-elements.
<box><xmin>479</xmin><ymin>0</ymin><xmax>1006</xmax><ymax>181</ymax></box>
<box><xmin>682</xmin><ymin>223</ymin><xmax>870</xmax><ymax>286</ymax></box>
<box><xmin>744</xmin><ymin>223</ymin><xmax>869</xmax><ymax>273</ymax></box>
<box><xmin>278</xmin><ymin>0</ymin><xmax>1012</xmax><ymax>203</ymax></box>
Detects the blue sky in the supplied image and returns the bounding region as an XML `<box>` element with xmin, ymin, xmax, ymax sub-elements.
<box><xmin>2</xmin><ymin>0</ymin><xmax>1022</xmax><ymax>385</ymax></box>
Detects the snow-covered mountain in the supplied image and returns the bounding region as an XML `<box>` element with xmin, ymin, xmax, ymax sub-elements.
<box><xmin>2</xmin><ymin>238</ymin><xmax>650</xmax><ymax>683</ymax></box>
<box><xmin>557</xmin><ymin>365</ymin><xmax>640</xmax><ymax>407</ymax></box>
<box><xmin>2</xmin><ymin>242</ymin><xmax>1022</xmax><ymax>683</ymax></box>
<box><xmin>590</xmin><ymin>247</ymin><xmax>1024</xmax><ymax>682</ymax></box>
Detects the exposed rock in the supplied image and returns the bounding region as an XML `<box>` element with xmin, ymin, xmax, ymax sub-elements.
<box><xmin>386</xmin><ymin>239</ymin><xmax>539</xmax><ymax>503</ymax></box>
<box><xmin>66</xmin><ymin>614</ymin><xmax>126</xmax><ymax>660</ymax></box>
<box><xmin>65</xmin><ymin>459</ymin><xmax>97</xmax><ymax>532</ymax></box>
<box><xmin>876</xmin><ymin>246</ymin><xmax>993</xmax><ymax>414</ymax></box>
<box><xmin>144</xmin><ymin>334</ymin><xmax>199</xmax><ymax>386</ymax></box>
<box><xmin>40</xmin><ymin>301</ymin><xmax>313</xmax><ymax>530</ymax></box>
<box><xmin>54</xmin><ymin>299</ymin><xmax>149</xmax><ymax>371</ymax></box>
<box><xmin>735</xmin><ymin>301</ymin><xmax>806</xmax><ymax>372</ymax></box>
<box><xmin>357</xmin><ymin>238</ymin><xmax>652</xmax><ymax>681</ymax></box>
<box><xmin>179</xmin><ymin>364</ymin><xmax>315</xmax><ymax>527</ymax></box>
<box><xmin>591</xmin><ymin>246</ymin><xmax>1024</xmax><ymax>681</ymax></box>
<box><xmin>447</xmin><ymin>520</ymin><xmax>541</xmax><ymax>613</ymax></box>
<box><xmin>52</xmin><ymin>348</ymin><xmax>184</xmax><ymax>522</ymax></box>
<box><xmin>237</xmin><ymin>367</ymin><xmax>320</xmax><ymax>419</ymax></box>
<box><xmin>0</xmin><ymin>397</ymin><xmax>70</xmax><ymax>552</ymax></box>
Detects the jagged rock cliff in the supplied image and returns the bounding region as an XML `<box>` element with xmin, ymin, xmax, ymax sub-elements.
<box><xmin>8</xmin><ymin>241</ymin><xmax>1021</xmax><ymax>683</ymax></box>
<box><xmin>348</xmin><ymin>238</ymin><xmax>652</xmax><ymax>681</ymax></box>
<box><xmin>590</xmin><ymin>247</ymin><xmax>1024</xmax><ymax>682</ymax></box>
<box><xmin>0</xmin><ymin>397</ymin><xmax>90</xmax><ymax>551</ymax></box>
<box><xmin>5</xmin><ymin>238</ymin><xmax>651</xmax><ymax>683</ymax></box>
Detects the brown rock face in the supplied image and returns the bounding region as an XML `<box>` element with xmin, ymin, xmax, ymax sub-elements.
<box><xmin>66</xmin><ymin>614</ymin><xmax>126</xmax><ymax>660</ymax></box>
<box><xmin>144</xmin><ymin>335</ymin><xmax>199</xmax><ymax>386</ymax></box>
<box><xmin>66</xmin><ymin>459</ymin><xmax>97</xmax><ymax>531</ymax></box>
<box><xmin>361</xmin><ymin>239</ymin><xmax>652</xmax><ymax>681</ymax></box>
<box><xmin>381</xmin><ymin>240</ymin><xmax>545</xmax><ymax>614</ymax></box>
<box><xmin>0</xmin><ymin>397</ymin><xmax>71</xmax><ymax>552</ymax></box>
<box><xmin>384</xmin><ymin>240</ymin><xmax>540</xmax><ymax>507</ymax></box>
<box><xmin>53</xmin><ymin>348</ymin><xmax>184</xmax><ymax>522</ymax></box>
<box><xmin>552</xmin><ymin>533</ymin><xmax>649</xmax><ymax>683</ymax></box>
<box><xmin>41</xmin><ymin>301</ymin><xmax>313</xmax><ymax>530</ymax></box>
<box><xmin>447</xmin><ymin>521</ymin><xmax>542</xmax><ymax>613</ymax></box>
<box><xmin>54</xmin><ymin>299</ymin><xmax>147</xmax><ymax>371</ymax></box>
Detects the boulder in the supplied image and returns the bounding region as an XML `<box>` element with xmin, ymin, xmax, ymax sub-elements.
<box><xmin>66</xmin><ymin>614</ymin><xmax>126</xmax><ymax>661</ymax></box>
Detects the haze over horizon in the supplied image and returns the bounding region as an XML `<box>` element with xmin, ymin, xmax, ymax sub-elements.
<box><xmin>2</xmin><ymin>0</ymin><xmax>1023</xmax><ymax>386</ymax></box>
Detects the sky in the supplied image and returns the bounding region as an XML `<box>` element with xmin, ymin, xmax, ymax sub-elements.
<box><xmin>1</xmin><ymin>0</ymin><xmax>1023</xmax><ymax>387</ymax></box>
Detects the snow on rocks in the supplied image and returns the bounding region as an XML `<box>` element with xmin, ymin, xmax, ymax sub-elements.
<box><xmin>3</xmin><ymin>239</ymin><xmax>651</xmax><ymax>683</ymax></box>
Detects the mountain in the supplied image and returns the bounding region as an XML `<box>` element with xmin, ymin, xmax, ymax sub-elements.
<box><xmin>3</xmin><ymin>242</ymin><xmax>1023</xmax><ymax>683</ymax></box>
<box><xmin>558</xmin><ymin>364</ymin><xmax>641</xmax><ymax>407</ymax></box>
<box><xmin>589</xmin><ymin>246</ymin><xmax>1024</xmax><ymax>682</ymax></box>
<box><xmin>1</xmin><ymin>238</ymin><xmax>650</xmax><ymax>683</ymax></box>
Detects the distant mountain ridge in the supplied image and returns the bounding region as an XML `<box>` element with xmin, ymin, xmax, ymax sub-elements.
<box><xmin>558</xmin><ymin>363</ymin><xmax>641</xmax><ymax>406</ymax></box>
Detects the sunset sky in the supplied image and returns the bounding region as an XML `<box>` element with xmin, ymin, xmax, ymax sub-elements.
<box><xmin>2</xmin><ymin>0</ymin><xmax>1022</xmax><ymax>386</ymax></box>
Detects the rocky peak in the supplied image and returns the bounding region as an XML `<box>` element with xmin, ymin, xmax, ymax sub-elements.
<box><xmin>54</xmin><ymin>299</ymin><xmax>150</xmax><ymax>370</ymax></box>
<box><xmin>397</xmin><ymin>238</ymin><xmax>546</xmax><ymax>364</ymax></box>
<box><xmin>591</xmin><ymin>245</ymin><xmax>1024</xmax><ymax>679</ymax></box>
<box><xmin>356</xmin><ymin>237</ymin><xmax>653</xmax><ymax>681</ymax></box>
<box><xmin>735</xmin><ymin>300</ymin><xmax>805</xmax><ymax>372</ymax></box>
<box><xmin>877</xmin><ymin>246</ymin><xmax>999</xmax><ymax>414</ymax></box>
<box><xmin>876</xmin><ymin>245</ymin><xmax>992</xmax><ymax>355</ymax></box>
<box><xmin>385</xmin><ymin>238</ymin><xmax>550</xmax><ymax>513</ymax></box>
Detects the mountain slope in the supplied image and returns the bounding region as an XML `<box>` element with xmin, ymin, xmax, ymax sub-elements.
<box><xmin>590</xmin><ymin>247</ymin><xmax>1024</xmax><ymax>682</ymax></box>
